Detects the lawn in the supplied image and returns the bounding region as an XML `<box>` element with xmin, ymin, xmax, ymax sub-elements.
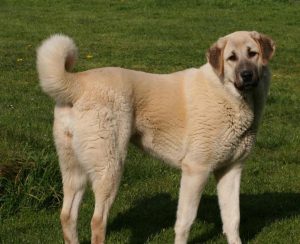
<box><xmin>0</xmin><ymin>0</ymin><xmax>299</xmax><ymax>243</ymax></box>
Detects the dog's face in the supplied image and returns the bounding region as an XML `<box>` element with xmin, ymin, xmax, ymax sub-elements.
<box><xmin>207</xmin><ymin>31</ymin><xmax>275</xmax><ymax>92</ymax></box>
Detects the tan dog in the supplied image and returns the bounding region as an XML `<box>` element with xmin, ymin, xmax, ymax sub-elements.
<box><xmin>37</xmin><ymin>31</ymin><xmax>275</xmax><ymax>244</ymax></box>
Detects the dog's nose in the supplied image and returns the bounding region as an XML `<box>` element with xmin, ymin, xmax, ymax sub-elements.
<box><xmin>240</xmin><ymin>70</ymin><xmax>253</xmax><ymax>83</ymax></box>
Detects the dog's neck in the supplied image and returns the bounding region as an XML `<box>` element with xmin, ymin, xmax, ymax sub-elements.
<box><xmin>198</xmin><ymin>63</ymin><xmax>270</xmax><ymax>134</ymax></box>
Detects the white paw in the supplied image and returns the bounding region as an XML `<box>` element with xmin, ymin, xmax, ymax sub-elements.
<box><xmin>227</xmin><ymin>236</ymin><xmax>242</xmax><ymax>244</ymax></box>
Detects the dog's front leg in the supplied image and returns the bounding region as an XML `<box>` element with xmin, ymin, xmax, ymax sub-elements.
<box><xmin>174</xmin><ymin>166</ymin><xmax>210</xmax><ymax>244</ymax></box>
<box><xmin>214</xmin><ymin>163</ymin><xmax>242</xmax><ymax>244</ymax></box>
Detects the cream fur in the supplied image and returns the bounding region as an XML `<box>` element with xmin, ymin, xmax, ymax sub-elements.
<box><xmin>37</xmin><ymin>31</ymin><xmax>275</xmax><ymax>244</ymax></box>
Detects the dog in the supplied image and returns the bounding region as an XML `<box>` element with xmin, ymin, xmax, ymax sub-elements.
<box><xmin>37</xmin><ymin>31</ymin><xmax>275</xmax><ymax>244</ymax></box>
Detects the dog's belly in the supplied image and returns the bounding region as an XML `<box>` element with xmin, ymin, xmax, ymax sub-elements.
<box><xmin>130</xmin><ymin>71</ymin><xmax>187</xmax><ymax>167</ymax></box>
<box><xmin>131</xmin><ymin>127</ymin><xmax>185</xmax><ymax>167</ymax></box>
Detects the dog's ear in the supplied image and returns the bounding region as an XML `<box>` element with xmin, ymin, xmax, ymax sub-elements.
<box><xmin>207</xmin><ymin>37</ymin><xmax>227</xmax><ymax>77</ymax></box>
<box><xmin>251</xmin><ymin>31</ymin><xmax>275</xmax><ymax>65</ymax></box>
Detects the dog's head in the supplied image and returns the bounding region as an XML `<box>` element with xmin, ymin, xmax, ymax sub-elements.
<box><xmin>207</xmin><ymin>31</ymin><xmax>275</xmax><ymax>92</ymax></box>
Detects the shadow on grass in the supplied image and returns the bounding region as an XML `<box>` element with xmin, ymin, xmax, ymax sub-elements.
<box><xmin>239</xmin><ymin>192</ymin><xmax>300</xmax><ymax>242</ymax></box>
<box><xmin>83</xmin><ymin>192</ymin><xmax>300</xmax><ymax>243</ymax></box>
<box><xmin>109</xmin><ymin>193</ymin><xmax>177</xmax><ymax>243</ymax></box>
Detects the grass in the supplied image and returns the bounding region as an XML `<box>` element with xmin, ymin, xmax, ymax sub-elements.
<box><xmin>0</xmin><ymin>0</ymin><xmax>300</xmax><ymax>243</ymax></box>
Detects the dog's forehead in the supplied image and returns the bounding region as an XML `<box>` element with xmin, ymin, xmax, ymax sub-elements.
<box><xmin>224</xmin><ymin>31</ymin><xmax>258</xmax><ymax>51</ymax></box>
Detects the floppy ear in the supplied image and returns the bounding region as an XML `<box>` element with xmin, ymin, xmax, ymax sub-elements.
<box><xmin>251</xmin><ymin>31</ymin><xmax>275</xmax><ymax>65</ymax></box>
<box><xmin>206</xmin><ymin>38</ymin><xmax>227</xmax><ymax>77</ymax></box>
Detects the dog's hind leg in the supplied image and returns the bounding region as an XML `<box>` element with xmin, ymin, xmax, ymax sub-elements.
<box><xmin>73</xmin><ymin>107</ymin><xmax>132</xmax><ymax>244</ymax></box>
<box><xmin>60</xmin><ymin>164</ymin><xmax>86</xmax><ymax>244</ymax></box>
<box><xmin>214</xmin><ymin>163</ymin><xmax>242</xmax><ymax>244</ymax></box>
<box><xmin>54</xmin><ymin>106</ymin><xmax>87</xmax><ymax>244</ymax></box>
<box><xmin>90</xmin><ymin>162</ymin><xmax>124</xmax><ymax>244</ymax></box>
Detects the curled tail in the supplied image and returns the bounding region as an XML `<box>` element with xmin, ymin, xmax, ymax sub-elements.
<box><xmin>37</xmin><ymin>34</ymin><xmax>80</xmax><ymax>103</ymax></box>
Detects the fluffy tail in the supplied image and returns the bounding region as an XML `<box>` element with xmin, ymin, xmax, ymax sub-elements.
<box><xmin>37</xmin><ymin>34</ymin><xmax>80</xmax><ymax>103</ymax></box>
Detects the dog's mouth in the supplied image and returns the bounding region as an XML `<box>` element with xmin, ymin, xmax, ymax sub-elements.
<box><xmin>234</xmin><ymin>79</ymin><xmax>259</xmax><ymax>91</ymax></box>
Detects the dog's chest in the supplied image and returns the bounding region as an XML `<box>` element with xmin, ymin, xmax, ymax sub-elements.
<box><xmin>213</xmin><ymin>105</ymin><xmax>256</xmax><ymax>166</ymax></box>
<box><xmin>216</xmin><ymin>127</ymin><xmax>256</xmax><ymax>166</ymax></box>
<box><xmin>184</xmin><ymin>93</ymin><xmax>256</xmax><ymax>168</ymax></box>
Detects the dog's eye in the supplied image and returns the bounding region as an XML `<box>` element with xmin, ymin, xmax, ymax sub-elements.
<box><xmin>248</xmin><ymin>51</ymin><xmax>258</xmax><ymax>58</ymax></box>
<box><xmin>227</xmin><ymin>54</ymin><xmax>237</xmax><ymax>62</ymax></box>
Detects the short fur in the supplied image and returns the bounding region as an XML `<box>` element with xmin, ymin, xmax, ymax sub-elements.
<box><xmin>37</xmin><ymin>31</ymin><xmax>275</xmax><ymax>244</ymax></box>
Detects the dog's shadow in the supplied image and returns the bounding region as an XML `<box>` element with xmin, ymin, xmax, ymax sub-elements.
<box><xmin>108</xmin><ymin>193</ymin><xmax>177</xmax><ymax>243</ymax></box>
<box><xmin>83</xmin><ymin>192</ymin><xmax>300</xmax><ymax>243</ymax></box>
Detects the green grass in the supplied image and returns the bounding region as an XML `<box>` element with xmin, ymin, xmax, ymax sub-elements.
<box><xmin>0</xmin><ymin>0</ymin><xmax>300</xmax><ymax>243</ymax></box>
